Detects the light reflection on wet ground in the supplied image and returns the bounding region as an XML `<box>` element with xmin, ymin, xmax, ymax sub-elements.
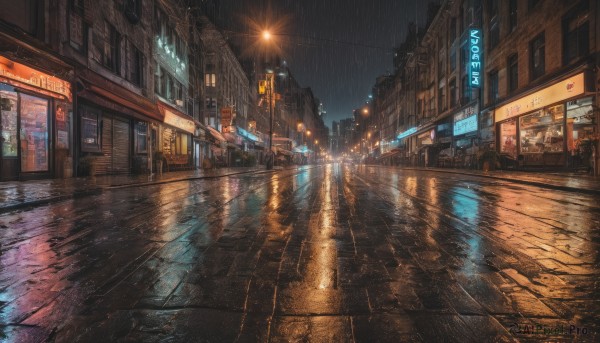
<box><xmin>0</xmin><ymin>164</ymin><xmax>598</xmax><ymax>342</ymax></box>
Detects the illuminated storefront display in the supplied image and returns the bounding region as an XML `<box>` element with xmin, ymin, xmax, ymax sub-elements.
<box><xmin>494</xmin><ymin>72</ymin><xmax>593</xmax><ymax>167</ymax></box>
<box><xmin>0</xmin><ymin>55</ymin><xmax>72</xmax><ymax>180</ymax></box>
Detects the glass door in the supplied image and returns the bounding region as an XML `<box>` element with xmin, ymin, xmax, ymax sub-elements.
<box><xmin>19</xmin><ymin>93</ymin><xmax>49</xmax><ymax>172</ymax></box>
<box><xmin>1</xmin><ymin>89</ymin><xmax>19</xmax><ymax>180</ymax></box>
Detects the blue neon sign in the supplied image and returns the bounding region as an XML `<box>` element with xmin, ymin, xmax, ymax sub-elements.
<box><xmin>397</xmin><ymin>127</ymin><xmax>417</xmax><ymax>139</ymax></box>
<box><xmin>469</xmin><ymin>29</ymin><xmax>482</xmax><ymax>88</ymax></box>
<box><xmin>453</xmin><ymin>115</ymin><xmax>478</xmax><ymax>136</ymax></box>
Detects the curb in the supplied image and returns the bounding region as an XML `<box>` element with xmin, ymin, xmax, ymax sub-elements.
<box><xmin>397</xmin><ymin>167</ymin><xmax>600</xmax><ymax>196</ymax></box>
<box><xmin>0</xmin><ymin>168</ymin><xmax>274</xmax><ymax>214</ymax></box>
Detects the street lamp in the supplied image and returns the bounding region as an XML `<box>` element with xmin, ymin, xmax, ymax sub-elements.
<box><xmin>266</xmin><ymin>72</ymin><xmax>274</xmax><ymax>170</ymax></box>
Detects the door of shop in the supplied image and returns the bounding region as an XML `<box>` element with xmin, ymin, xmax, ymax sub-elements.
<box><xmin>1</xmin><ymin>89</ymin><xmax>50</xmax><ymax>180</ymax></box>
<box><xmin>97</xmin><ymin>116</ymin><xmax>131</xmax><ymax>174</ymax></box>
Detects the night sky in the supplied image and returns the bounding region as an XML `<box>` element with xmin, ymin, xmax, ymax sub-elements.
<box><xmin>214</xmin><ymin>0</ymin><xmax>432</xmax><ymax>129</ymax></box>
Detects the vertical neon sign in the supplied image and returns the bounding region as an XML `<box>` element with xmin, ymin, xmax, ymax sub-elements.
<box><xmin>469</xmin><ymin>29</ymin><xmax>482</xmax><ymax>88</ymax></box>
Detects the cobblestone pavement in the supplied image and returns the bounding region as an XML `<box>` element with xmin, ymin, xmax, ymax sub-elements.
<box><xmin>0</xmin><ymin>164</ymin><xmax>598</xmax><ymax>342</ymax></box>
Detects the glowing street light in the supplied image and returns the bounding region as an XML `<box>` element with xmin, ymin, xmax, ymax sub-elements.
<box><xmin>262</xmin><ymin>30</ymin><xmax>272</xmax><ymax>41</ymax></box>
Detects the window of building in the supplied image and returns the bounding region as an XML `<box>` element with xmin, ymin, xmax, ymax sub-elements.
<box><xmin>461</xmin><ymin>75</ymin><xmax>471</xmax><ymax>104</ymax></box>
<box><xmin>509</xmin><ymin>0</ymin><xmax>518</xmax><ymax>32</ymax></box>
<box><xmin>124</xmin><ymin>0</ymin><xmax>142</xmax><ymax>24</ymax></box>
<box><xmin>438</xmin><ymin>50</ymin><xmax>446</xmax><ymax>79</ymax></box>
<box><xmin>449</xmin><ymin>78</ymin><xmax>457</xmax><ymax>107</ymax></box>
<box><xmin>205</xmin><ymin>97</ymin><xmax>216</xmax><ymax>109</ymax></box>
<box><xmin>488</xmin><ymin>70</ymin><xmax>499</xmax><ymax>104</ymax></box>
<box><xmin>488</xmin><ymin>0</ymin><xmax>499</xmax><ymax>50</ymax></box>
<box><xmin>135</xmin><ymin>121</ymin><xmax>147</xmax><ymax>153</ymax></box>
<box><xmin>528</xmin><ymin>0</ymin><xmax>540</xmax><ymax>11</ymax></box>
<box><xmin>450</xmin><ymin>17</ymin><xmax>457</xmax><ymax>43</ymax></box>
<box><xmin>438</xmin><ymin>86</ymin><xmax>446</xmax><ymax>111</ymax></box>
<box><xmin>128</xmin><ymin>42</ymin><xmax>144</xmax><ymax>86</ymax></box>
<box><xmin>450</xmin><ymin>46</ymin><xmax>456</xmax><ymax>72</ymax></box>
<box><xmin>102</xmin><ymin>21</ymin><xmax>120</xmax><ymax>73</ymax></box>
<box><xmin>508</xmin><ymin>53</ymin><xmax>518</xmax><ymax>93</ymax></box>
<box><xmin>80</xmin><ymin>105</ymin><xmax>101</xmax><ymax>153</ymax></box>
<box><xmin>205</xmin><ymin>73</ymin><xmax>216</xmax><ymax>87</ymax></box>
<box><xmin>563</xmin><ymin>3</ymin><xmax>589</xmax><ymax>65</ymax></box>
<box><xmin>0</xmin><ymin>0</ymin><xmax>42</xmax><ymax>37</ymax></box>
<box><xmin>530</xmin><ymin>33</ymin><xmax>545</xmax><ymax>80</ymax></box>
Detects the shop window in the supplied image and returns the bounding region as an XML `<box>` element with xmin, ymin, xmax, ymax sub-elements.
<box><xmin>81</xmin><ymin>106</ymin><xmax>101</xmax><ymax>153</ymax></box>
<box><xmin>530</xmin><ymin>33</ymin><xmax>545</xmax><ymax>80</ymax></box>
<box><xmin>499</xmin><ymin>119</ymin><xmax>517</xmax><ymax>158</ymax></box>
<box><xmin>563</xmin><ymin>2</ymin><xmax>589</xmax><ymax>66</ymax></box>
<box><xmin>519</xmin><ymin>106</ymin><xmax>564</xmax><ymax>154</ymax></box>
<box><xmin>507</xmin><ymin>53</ymin><xmax>518</xmax><ymax>93</ymax></box>
<box><xmin>509</xmin><ymin>0</ymin><xmax>518</xmax><ymax>32</ymax></box>
<box><xmin>488</xmin><ymin>70</ymin><xmax>499</xmax><ymax>104</ymax></box>
<box><xmin>135</xmin><ymin>122</ymin><xmax>147</xmax><ymax>153</ymax></box>
<box><xmin>0</xmin><ymin>89</ymin><xmax>18</xmax><ymax>157</ymax></box>
<box><xmin>566</xmin><ymin>97</ymin><xmax>595</xmax><ymax>154</ymax></box>
<box><xmin>20</xmin><ymin>94</ymin><xmax>49</xmax><ymax>172</ymax></box>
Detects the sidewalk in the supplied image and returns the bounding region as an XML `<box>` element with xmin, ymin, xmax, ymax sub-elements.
<box><xmin>398</xmin><ymin>166</ymin><xmax>600</xmax><ymax>195</ymax></box>
<box><xmin>0</xmin><ymin>166</ymin><xmax>273</xmax><ymax>214</ymax></box>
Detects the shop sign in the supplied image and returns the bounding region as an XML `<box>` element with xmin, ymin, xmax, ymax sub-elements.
<box><xmin>0</xmin><ymin>56</ymin><xmax>71</xmax><ymax>100</ymax></box>
<box><xmin>469</xmin><ymin>29</ymin><xmax>482</xmax><ymax>88</ymax></box>
<box><xmin>164</xmin><ymin>109</ymin><xmax>195</xmax><ymax>134</ymax></box>
<box><xmin>221</xmin><ymin>107</ymin><xmax>233</xmax><ymax>127</ymax></box>
<box><xmin>397</xmin><ymin>127</ymin><xmax>417</xmax><ymax>139</ymax></box>
<box><xmin>237</xmin><ymin>127</ymin><xmax>260</xmax><ymax>142</ymax></box>
<box><xmin>454</xmin><ymin>115</ymin><xmax>478</xmax><ymax>136</ymax></box>
<box><xmin>495</xmin><ymin>72</ymin><xmax>585</xmax><ymax>123</ymax></box>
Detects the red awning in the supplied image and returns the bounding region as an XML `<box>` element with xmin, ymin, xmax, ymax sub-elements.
<box><xmin>78</xmin><ymin>69</ymin><xmax>163</xmax><ymax>122</ymax></box>
<box><xmin>207</xmin><ymin>126</ymin><xmax>227</xmax><ymax>142</ymax></box>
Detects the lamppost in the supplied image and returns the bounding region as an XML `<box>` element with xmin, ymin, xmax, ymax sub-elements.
<box><xmin>263</xmin><ymin>30</ymin><xmax>275</xmax><ymax>170</ymax></box>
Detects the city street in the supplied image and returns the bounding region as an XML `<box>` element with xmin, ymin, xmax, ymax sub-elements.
<box><xmin>0</xmin><ymin>164</ymin><xmax>599</xmax><ymax>342</ymax></box>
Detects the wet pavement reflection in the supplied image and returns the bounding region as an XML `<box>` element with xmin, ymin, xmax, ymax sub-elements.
<box><xmin>0</xmin><ymin>164</ymin><xmax>598</xmax><ymax>342</ymax></box>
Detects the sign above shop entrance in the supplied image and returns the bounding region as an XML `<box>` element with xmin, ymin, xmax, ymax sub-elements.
<box><xmin>0</xmin><ymin>56</ymin><xmax>71</xmax><ymax>101</ymax></box>
<box><xmin>158</xmin><ymin>102</ymin><xmax>195</xmax><ymax>134</ymax></box>
<box><xmin>495</xmin><ymin>72</ymin><xmax>585</xmax><ymax>122</ymax></box>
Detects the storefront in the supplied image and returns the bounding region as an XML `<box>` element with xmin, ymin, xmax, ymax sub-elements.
<box><xmin>77</xmin><ymin>69</ymin><xmax>162</xmax><ymax>176</ymax></box>
<box><xmin>0</xmin><ymin>55</ymin><xmax>72</xmax><ymax>181</ymax></box>
<box><xmin>495</xmin><ymin>72</ymin><xmax>594</xmax><ymax>168</ymax></box>
<box><xmin>417</xmin><ymin>128</ymin><xmax>435</xmax><ymax>166</ymax></box>
<box><xmin>157</xmin><ymin>101</ymin><xmax>194</xmax><ymax>170</ymax></box>
<box><xmin>452</xmin><ymin>102</ymin><xmax>479</xmax><ymax>168</ymax></box>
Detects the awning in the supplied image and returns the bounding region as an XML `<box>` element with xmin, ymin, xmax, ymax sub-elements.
<box><xmin>157</xmin><ymin>101</ymin><xmax>195</xmax><ymax>134</ymax></box>
<box><xmin>207</xmin><ymin>126</ymin><xmax>226</xmax><ymax>142</ymax></box>
<box><xmin>377</xmin><ymin>150</ymin><xmax>401</xmax><ymax>160</ymax></box>
<box><xmin>77</xmin><ymin>69</ymin><xmax>163</xmax><ymax>122</ymax></box>
<box><xmin>277</xmin><ymin>148</ymin><xmax>293</xmax><ymax>156</ymax></box>
<box><xmin>210</xmin><ymin>146</ymin><xmax>223</xmax><ymax>155</ymax></box>
<box><xmin>272</xmin><ymin>137</ymin><xmax>293</xmax><ymax>142</ymax></box>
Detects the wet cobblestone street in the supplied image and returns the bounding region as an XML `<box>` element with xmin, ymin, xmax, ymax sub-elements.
<box><xmin>0</xmin><ymin>164</ymin><xmax>599</xmax><ymax>342</ymax></box>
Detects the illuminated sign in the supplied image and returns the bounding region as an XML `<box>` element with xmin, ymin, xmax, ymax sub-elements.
<box><xmin>0</xmin><ymin>56</ymin><xmax>71</xmax><ymax>100</ymax></box>
<box><xmin>469</xmin><ymin>29</ymin><xmax>482</xmax><ymax>88</ymax></box>
<box><xmin>495</xmin><ymin>72</ymin><xmax>585</xmax><ymax>122</ymax></box>
<box><xmin>397</xmin><ymin>127</ymin><xmax>417</xmax><ymax>139</ymax></box>
<box><xmin>237</xmin><ymin>127</ymin><xmax>261</xmax><ymax>142</ymax></box>
<box><xmin>160</xmin><ymin>103</ymin><xmax>195</xmax><ymax>134</ymax></box>
<box><xmin>454</xmin><ymin>115</ymin><xmax>478</xmax><ymax>135</ymax></box>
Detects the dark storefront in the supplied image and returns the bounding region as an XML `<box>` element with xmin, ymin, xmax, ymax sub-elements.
<box><xmin>76</xmin><ymin>69</ymin><xmax>162</xmax><ymax>175</ymax></box>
